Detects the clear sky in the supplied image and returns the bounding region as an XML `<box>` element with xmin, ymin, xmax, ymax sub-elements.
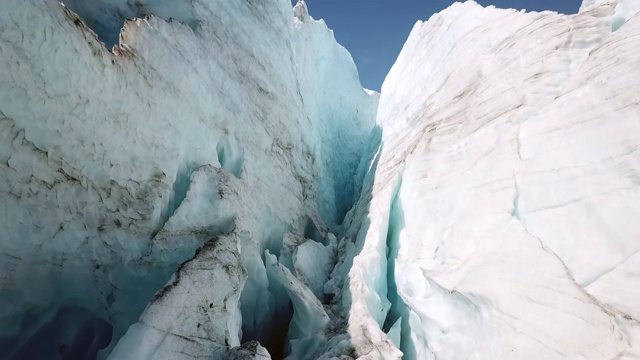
<box><xmin>295</xmin><ymin>0</ymin><xmax>584</xmax><ymax>91</ymax></box>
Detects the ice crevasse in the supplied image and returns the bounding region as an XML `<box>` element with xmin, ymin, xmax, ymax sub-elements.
<box><xmin>0</xmin><ymin>0</ymin><xmax>639</xmax><ymax>359</ymax></box>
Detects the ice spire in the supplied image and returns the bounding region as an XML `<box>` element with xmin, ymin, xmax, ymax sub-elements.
<box><xmin>293</xmin><ymin>0</ymin><xmax>309</xmax><ymax>21</ymax></box>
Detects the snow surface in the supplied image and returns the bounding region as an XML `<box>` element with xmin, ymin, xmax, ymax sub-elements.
<box><xmin>1</xmin><ymin>0</ymin><xmax>640</xmax><ymax>359</ymax></box>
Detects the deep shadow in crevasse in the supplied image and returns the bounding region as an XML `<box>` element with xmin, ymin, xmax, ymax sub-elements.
<box><xmin>381</xmin><ymin>179</ymin><xmax>416</xmax><ymax>359</ymax></box>
<box><xmin>237</xmin><ymin>126</ymin><xmax>383</xmax><ymax>359</ymax></box>
<box><xmin>5</xmin><ymin>307</ymin><xmax>113</xmax><ymax>360</ymax></box>
<box><xmin>322</xmin><ymin>125</ymin><xmax>384</xmax><ymax>356</ymax></box>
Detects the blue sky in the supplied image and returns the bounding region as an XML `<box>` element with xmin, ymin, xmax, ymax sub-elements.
<box><xmin>296</xmin><ymin>0</ymin><xmax>583</xmax><ymax>91</ymax></box>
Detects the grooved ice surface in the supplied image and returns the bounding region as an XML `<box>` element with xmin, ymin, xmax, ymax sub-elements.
<box><xmin>2</xmin><ymin>0</ymin><xmax>640</xmax><ymax>359</ymax></box>
<box><xmin>327</xmin><ymin>1</ymin><xmax>640</xmax><ymax>359</ymax></box>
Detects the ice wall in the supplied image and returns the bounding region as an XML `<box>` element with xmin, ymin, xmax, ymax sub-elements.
<box><xmin>321</xmin><ymin>0</ymin><xmax>640</xmax><ymax>358</ymax></box>
<box><xmin>0</xmin><ymin>0</ymin><xmax>376</xmax><ymax>358</ymax></box>
<box><xmin>292</xmin><ymin>3</ymin><xmax>379</xmax><ymax>229</ymax></box>
<box><xmin>580</xmin><ymin>0</ymin><xmax>640</xmax><ymax>30</ymax></box>
<box><xmin>2</xmin><ymin>0</ymin><xmax>640</xmax><ymax>358</ymax></box>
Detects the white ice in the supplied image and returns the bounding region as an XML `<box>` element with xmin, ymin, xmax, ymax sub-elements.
<box><xmin>329</xmin><ymin>0</ymin><xmax>640</xmax><ymax>359</ymax></box>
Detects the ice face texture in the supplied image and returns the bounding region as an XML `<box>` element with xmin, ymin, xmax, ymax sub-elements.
<box><xmin>1</xmin><ymin>0</ymin><xmax>640</xmax><ymax>359</ymax></box>
<box><xmin>330</xmin><ymin>1</ymin><xmax>640</xmax><ymax>359</ymax></box>
<box><xmin>580</xmin><ymin>0</ymin><xmax>640</xmax><ymax>30</ymax></box>
<box><xmin>0</xmin><ymin>0</ymin><xmax>375</xmax><ymax>358</ymax></box>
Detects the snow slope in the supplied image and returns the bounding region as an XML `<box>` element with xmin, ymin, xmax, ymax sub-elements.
<box><xmin>1</xmin><ymin>0</ymin><xmax>640</xmax><ymax>359</ymax></box>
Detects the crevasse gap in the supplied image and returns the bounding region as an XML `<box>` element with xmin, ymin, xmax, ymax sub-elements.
<box><xmin>3</xmin><ymin>0</ymin><xmax>640</xmax><ymax>359</ymax></box>
<box><xmin>381</xmin><ymin>177</ymin><xmax>411</xmax><ymax>357</ymax></box>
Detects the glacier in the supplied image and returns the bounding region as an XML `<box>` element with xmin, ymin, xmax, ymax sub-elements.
<box><xmin>0</xmin><ymin>0</ymin><xmax>639</xmax><ymax>359</ymax></box>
